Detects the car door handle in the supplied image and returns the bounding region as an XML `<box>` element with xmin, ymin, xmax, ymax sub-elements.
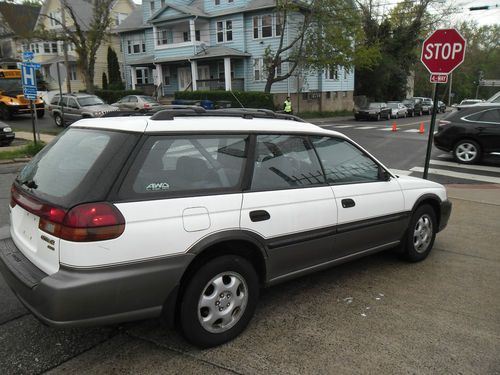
<box><xmin>249</xmin><ymin>210</ymin><xmax>270</xmax><ymax>222</ymax></box>
<box><xmin>341</xmin><ymin>199</ymin><xmax>356</xmax><ymax>208</ymax></box>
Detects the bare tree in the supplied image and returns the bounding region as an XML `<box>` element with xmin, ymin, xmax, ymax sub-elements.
<box><xmin>37</xmin><ymin>0</ymin><xmax>114</xmax><ymax>93</ymax></box>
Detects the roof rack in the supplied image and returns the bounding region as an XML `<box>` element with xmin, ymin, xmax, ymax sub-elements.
<box><xmin>148</xmin><ymin>107</ymin><xmax>305</xmax><ymax>122</ymax></box>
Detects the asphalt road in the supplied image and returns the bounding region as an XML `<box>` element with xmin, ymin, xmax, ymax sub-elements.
<box><xmin>1</xmin><ymin>148</ymin><xmax>499</xmax><ymax>373</ymax></box>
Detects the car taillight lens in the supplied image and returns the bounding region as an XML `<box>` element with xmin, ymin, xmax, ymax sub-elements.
<box><xmin>11</xmin><ymin>184</ymin><xmax>125</xmax><ymax>242</ymax></box>
<box><xmin>143</xmin><ymin>103</ymin><xmax>150</xmax><ymax>108</ymax></box>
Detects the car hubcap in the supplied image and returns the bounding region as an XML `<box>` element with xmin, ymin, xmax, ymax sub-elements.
<box><xmin>413</xmin><ymin>215</ymin><xmax>433</xmax><ymax>253</ymax></box>
<box><xmin>198</xmin><ymin>271</ymin><xmax>248</xmax><ymax>333</ymax></box>
<box><xmin>456</xmin><ymin>143</ymin><xmax>477</xmax><ymax>162</ymax></box>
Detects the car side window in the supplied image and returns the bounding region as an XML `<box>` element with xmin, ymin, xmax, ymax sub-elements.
<box><xmin>120</xmin><ymin>135</ymin><xmax>248</xmax><ymax>197</ymax></box>
<box><xmin>60</xmin><ymin>96</ymin><xmax>69</xmax><ymax>107</ymax></box>
<box><xmin>129</xmin><ymin>96</ymin><xmax>138</xmax><ymax>103</ymax></box>
<box><xmin>251</xmin><ymin>134</ymin><xmax>325</xmax><ymax>191</ymax></box>
<box><xmin>311</xmin><ymin>136</ymin><xmax>380</xmax><ymax>184</ymax></box>
<box><xmin>67</xmin><ymin>98</ymin><xmax>78</xmax><ymax>109</ymax></box>
<box><xmin>466</xmin><ymin>109</ymin><xmax>500</xmax><ymax>124</ymax></box>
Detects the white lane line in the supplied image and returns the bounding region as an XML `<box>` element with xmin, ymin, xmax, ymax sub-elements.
<box><xmin>403</xmin><ymin>129</ymin><xmax>420</xmax><ymax>133</ymax></box>
<box><xmin>430</xmin><ymin>159</ymin><xmax>500</xmax><ymax>173</ymax></box>
<box><xmin>409</xmin><ymin>167</ymin><xmax>500</xmax><ymax>184</ymax></box>
<box><xmin>356</xmin><ymin>126</ymin><xmax>376</xmax><ymax>130</ymax></box>
<box><xmin>334</xmin><ymin>125</ymin><xmax>354</xmax><ymax>128</ymax></box>
<box><xmin>378</xmin><ymin>128</ymin><xmax>393</xmax><ymax>131</ymax></box>
<box><xmin>390</xmin><ymin>169</ymin><xmax>412</xmax><ymax>176</ymax></box>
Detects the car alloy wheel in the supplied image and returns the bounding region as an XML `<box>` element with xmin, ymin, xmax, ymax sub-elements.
<box><xmin>413</xmin><ymin>214</ymin><xmax>433</xmax><ymax>254</ymax></box>
<box><xmin>403</xmin><ymin>204</ymin><xmax>437</xmax><ymax>262</ymax></box>
<box><xmin>453</xmin><ymin>140</ymin><xmax>480</xmax><ymax>164</ymax></box>
<box><xmin>54</xmin><ymin>113</ymin><xmax>63</xmax><ymax>127</ymax></box>
<box><xmin>179</xmin><ymin>255</ymin><xmax>259</xmax><ymax>348</ymax></box>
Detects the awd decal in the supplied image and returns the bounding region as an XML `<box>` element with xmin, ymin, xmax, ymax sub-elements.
<box><xmin>146</xmin><ymin>182</ymin><xmax>170</xmax><ymax>191</ymax></box>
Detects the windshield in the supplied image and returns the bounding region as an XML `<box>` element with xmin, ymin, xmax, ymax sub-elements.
<box><xmin>369</xmin><ymin>103</ymin><xmax>382</xmax><ymax>108</ymax></box>
<box><xmin>139</xmin><ymin>96</ymin><xmax>159</xmax><ymax>103</ymax></box>
<box><xmin>78</xmin><ymin>96</ymin><xmax>105</xmax><ymax>106</ymax></box>
<box><xmin>460</xmin><ymin>100</ymin><xmax>479</xmax><ymax>105</ymax></box>
<box><xmin>402</xmin><ymin>100</ymin><xmax>413</xmax><ymax>104</ymax></box>
<box><xmin>387</xmin><ymin>103</ymin><xmax>399</xmax><ymax>108</ymax></box>
<box><xmin>0</xmin><ymin>78</ymin><xmax>23</xmax><ymax>93</ymax></box>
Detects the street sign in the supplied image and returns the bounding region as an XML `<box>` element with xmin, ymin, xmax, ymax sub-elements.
<box><xmin>430</xmin><ymin>74</ymin><xmax>448</xmax><ymax>84</ymax></box>
<box><xmin>21</xmin><ymin>62</ymin><xmax>41</xmax><ymax>70</ymax></box>
<box><xmin>479</xmin><ymin>79</ymin><xmax>500</xmax><ymax>87</ymax></box>
<box><xmin>23</xmin><ymin>86</ymin><xmax>37</xmax><ymax>100</ymax></box>
<box><xmin>23</xmin><ymin>51</ymin><xmax>34</xmax><ymax>61</ymax></box>
<box><xmin>21</xmin><ymin>65</ymin><xmax>37</xmax><ymax>88</ymax></box>
<box><xmin>421</xmin><ymin>29</ymin><xmax>467</xmax><ymax>74</ymax></box>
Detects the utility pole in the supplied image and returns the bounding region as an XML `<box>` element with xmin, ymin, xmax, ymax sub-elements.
<box><xmin>475</xmin><ymin>70</ymin><xmax>483</xmax><ymax>99</ymax></box>
<box><xmin>61</xmin><ymin>6</ymin><xmax>71</xmax><ymax>93</ymax></box>
<box><xmin>448</xmin><ymin>73</ymin><xmax>453</xmax><ymax>106</ymax></box>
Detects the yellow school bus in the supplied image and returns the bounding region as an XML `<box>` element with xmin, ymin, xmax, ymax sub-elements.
<box><xmin>0</xmin><ymin>69</ymin><xmax>44</xmax><ymax>120</ymax></box>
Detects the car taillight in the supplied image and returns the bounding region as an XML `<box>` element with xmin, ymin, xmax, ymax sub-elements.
<box><xmin>143</xmin><ymin>103</ymin><xmax>150</xmax><ymax>108</ymax></box>
<box><xmin>11</xmin><ymin>185</ymin><xmax>124</xmax><ymax>242</ymax></box>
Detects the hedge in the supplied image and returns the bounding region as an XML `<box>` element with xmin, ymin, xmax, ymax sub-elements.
<box><xmin>174</xmin><ymin>90</ymin><xmax>275</xmax><ymax>110</ymax></box>
<box><xmin>94</xmin><ymin>89</ymin><xmax>144</xmax><ymax>104</ymax></box>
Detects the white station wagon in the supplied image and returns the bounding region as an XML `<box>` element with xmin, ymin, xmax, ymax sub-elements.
<box><xmin>0</xmin><ymin>108</ymin><xmax>451</xmax><ymax>347</ymax></box>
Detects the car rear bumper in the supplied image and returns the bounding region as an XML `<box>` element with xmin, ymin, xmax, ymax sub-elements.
<box><xmin>0</xmin><ymin>237</ymin><xmax>193</xmax><ymax>327</ymax></box>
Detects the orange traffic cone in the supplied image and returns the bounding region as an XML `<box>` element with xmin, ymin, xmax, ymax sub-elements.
<box><xmin>391</xmin><ymin>122</ymin><xmax>397</xmax><ymax>132</ymax></box>
<box><xmin>419</xmin><ymin>122</ymin><xmax>425</xmax><ymax>134</ymax></box>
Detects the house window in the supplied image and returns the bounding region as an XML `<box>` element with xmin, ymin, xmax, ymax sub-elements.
<box><xmin>150</xmin><ymin>1</ymin><xmax>155</xmax><ymax>12</ymax></box>
<box><xmin>254</xmin><ymin>58</ymin><xmax>264</xmax><ymax>81</ymax></box>
<box><xmin>49</xmin><ymin>11</ymin><xmax>61</xmax><ymax>27</ymax></box>
<box><xmin>276</xmin><ymin>59</ymin><xmax>282</xmax><ymax>77</ymax></box>
<box><xmin>163</xmin><ymin>66</ymin><xmax>170</xmax><ymax>85</ymax></box>
<box><xmin>183</xmin><ymin>31</ymin><xmax>189</xmax><ymax>42</ymax></box>
<box><xmin>344</xmin><ymin>68</ymin><xmax>349</xmax><ymax>79</ymax></box>
<box><xmin>161</xmin><ymin>0</ymin><xmax>165</xmax><ymax>7</ymax></box>
<box><xmin>156</xmin><ymin>27</ymin><xmax>171</xmax><ymax>45</ymax></box>
<box><xmin>136</xmin><ymin>68</ymin><xmax>149</xmax><ymax>84</ymax></box>
<box><xmin>217</xmin><ymin>61</ymin><xmax>234</xmax><ymax>79</ymax></box>
<box><xmin>127</xmin><ymin>39</ymin><xmax>146</xmax><ymax>54</ymax></box>
<box><xmin>326</xmin><ymin>66</ymin><xmax>338</xmax><ymax>80</ymax></box>
<box><xmin>217</xmin><ymin>20</ymin><xmax>233</xmax><ymax>43</ymax></box>
<box><xmin>183</xmin><ymin>30</ymin><xmax>201</xmax><ymax>42</ymax></box>
<box><xmin>69</xmin><ymin>65</ymin><xmax>77</xmax><ymax>80</ymax></box>
<box><xmin>30</xmin><ymin>43</ymin><xmax>40</xmax><ymax>53</ymax></box>
<box><xmin>253</xmin><ymin>14</ymin><xmax>281</xmax><ymax>39</ymax></box>
<box><xmin>215</xmin><ymin>0</ymin><xmax>220</xmax><ymax>5</ymax></box>
<box><xmin>262</xmin><ymin>15</ymin><xmax>272</xmax><ymax>38</ymax></box>
<box><xmin>51</xmin><ymin>42</ymin><xmax>58</xmax><ymax>53</ymax></box>
<box><xmin>43</xmin><ymin>43</ymin><xmax>51</xmax><ymax>53</ymax></box>
<box><xmin>114</xmin><ymin>13</ymin><xmax>128</xmax><ymax>26</ymax></box>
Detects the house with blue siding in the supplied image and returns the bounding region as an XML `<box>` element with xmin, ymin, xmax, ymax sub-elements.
<box><xmin>117</xmin><ymin>0</ymin><xmax>355</xmax><ymax>111</ymax></box>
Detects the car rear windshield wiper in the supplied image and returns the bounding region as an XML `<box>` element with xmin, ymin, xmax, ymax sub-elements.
<box><xmin>20</xmin><ymin>180</ymin><xmax>38</xmax><ymax>189</ymax></box>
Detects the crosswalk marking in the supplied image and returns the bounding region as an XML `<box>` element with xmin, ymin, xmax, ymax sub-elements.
<box><xmin>379</xmin><ymin>127</ymin><xmax>393</xmax><ymax>131</ymax></box>
<box><xmin>334</xmin><ymin>125</ymin><xmax>354</xmax><ymax>128</ymax></box>
<box><xmin>403</xmin><ymin>129</ymin><xmax>420</xmax><ymax>133</ymax></box>
<box><xmin>409</xmin><ymin>167</ymin><xmax>500</xmax><ymax>184</ymax></box>
<box><xmin>389</xmin><ymin>169</ymin><xmax>412</xmax><ymax>176</ymax></box>
<box><xmin>356</xmin><ymin>126</ymin><xmax>376</xmax><ymax>130</ymax></box>
<box><xmin>430</xmin><ymin>159</ymin><xmax>500</xmax><ymax>173</ymax></box>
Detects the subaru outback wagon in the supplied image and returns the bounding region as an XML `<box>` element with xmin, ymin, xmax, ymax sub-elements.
<box><xmin>0</xmin><ymin>108</ymin><xmax>451</xmax><ymax>348</ymax></box>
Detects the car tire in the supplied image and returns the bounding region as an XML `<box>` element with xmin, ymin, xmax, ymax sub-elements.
<box><xmin>453</xmin><ymin>139</ymin><xmax>481</xmax><ymax>164</ymax></box>
<box><xmin>54</xmin><ymin>113</ymin><xmax>63</xmax><ymax>127</ymax></box>
<box><xmin>36</xmin><ymin>109</ymin><xmax>45</xmax><ymax>118</ymax></box>
<box><xmin>179</xmin><ymin>255</ymin><xmax>259</xmax><ymax>348</ymax></box>
<box><xmin>419</xmin><ymin>110</ymin><xmax>423</xmax><ymax>116</ymax></box>
<box><xmin>403</xmin><ymin>204</ymin><xmax>437</xmax><ymax>262</ymax></box>
<box><xmin>0</xmin><ymin>140</ymin><xmax>13</xmax><ymax>147</ymax></box>
<box><xmin>376</xmin><ymin>113</ymin><xmax>381</xmax><ymax>121</ymax></box>
<box><xmin>0</xmin><ymin>105</ymin><xmax>12</xmax><ymax>120</ymax></box>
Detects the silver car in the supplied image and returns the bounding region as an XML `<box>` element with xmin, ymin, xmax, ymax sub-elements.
<box><xmin>48</xmin><ymin>93</ymin><xmax>118</xmax><ymax>127</ymax></box>
<box><xmin>387</xmin><ymin>102</ymin><xmax>408</xmax><ymax>118</ymax></box>
<box><xmin>112</xmin><ymin>95</ymin><xmax>162</xmax><ymax>111</ymax></box>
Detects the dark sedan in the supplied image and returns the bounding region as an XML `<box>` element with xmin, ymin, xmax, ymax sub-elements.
<box><xmin>402</xmin><ymin>98</ymin><xmax>424</xmax><ymax>117</ymax></box>
<box><xmin>434</xmin><ymin>104</ymin><xmax>500</xmax><ymax>164</ymax></box>
<box><xmin>0</xmin><ymin>122</ymin><xmax>15</xmax><ymax>146</ymax></box>
<box><xmin>354</xmin><ymin>102</ymin><xmax>391</xmax><ymax>121</ymax></box>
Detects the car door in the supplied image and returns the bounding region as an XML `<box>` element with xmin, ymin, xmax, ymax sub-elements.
<box><xmin>240</xmin><ymin>134</ymin><xmax>337</xmax><ymax>281</ymax></box>
<box><xmin>475</xmin><ymin>108</ymin><xmax>500</xmax><ymax>153</ymax></box>
<box><xmin>310</xmin><ymin>136</ymin><xmax>406</xmax><ymax>257</ymax></box>
<box><xmin>66</xmin><ymin>97</ymin><xmax>80</xmax><ymax>123</ymax></box>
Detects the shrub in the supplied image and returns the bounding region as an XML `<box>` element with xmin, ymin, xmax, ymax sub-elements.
<box><xmin>94</xmin><ymin>89</ymin><xmax>144</xmax><ymax>104</ymax></box>
<box><xmin>174</xmin><ymin>91</ymin><xmax>275</xmax><ymax>109</ymax></box>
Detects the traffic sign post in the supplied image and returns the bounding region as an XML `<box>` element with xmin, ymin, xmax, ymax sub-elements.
<box><xmin>420</xmin><ymin>29</ymin><xmax>466</xmax><ymax>180</ymax></box>
<box><xmin>21</xmin><ymin>57</ymin><xmax>40</xmax><ymax>144</ymax></box>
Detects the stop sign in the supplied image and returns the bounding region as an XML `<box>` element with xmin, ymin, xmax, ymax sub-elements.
<box><xmin>421</xmin><ymin>29</ymin><xmax>466</xmax><ymax>74</ymax></box>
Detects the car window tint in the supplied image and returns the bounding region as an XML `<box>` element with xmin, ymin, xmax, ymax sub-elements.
<box><xmin>311</xmin><ymin>136</ymin><xmax>380</xmax><ymax>184</ymax></box>
<box><xmin>466</xmin><ymin>109</ymin><xmax>500</xmax><ymax>123</ymax></box>
<box><xmin>129</xmin><ymin>96</ymin><xmax>138</xmax><ymax>103</ymax></box>
<box><xmin>67</xmin><ymin>98</ymin><xmax>78</xmax><ymax>109</ymax></box>
<box><xmin>123</xmin><ymin>135</ymin><xmax>248</xmax><ymax>194</ymax></box>
<box><xmin>251</xmin><ymin>135</ymin><xmax>324</xmax><ymax>190</ymax></box>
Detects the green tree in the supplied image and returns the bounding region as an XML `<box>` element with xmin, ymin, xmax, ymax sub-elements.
<box><xmin>37</xmin><ymin>0</ymin><xmax>115</xmax><ymax>94</ymax></box>
<box><xmin>107</xmin><ymin>46</ymin><xmax>123</xmax><ymax>89</ymax></box>
<box><xmin>262</xmin><ymin>0</ymin><xmax>379</xmax><ymax>93</ymax></box>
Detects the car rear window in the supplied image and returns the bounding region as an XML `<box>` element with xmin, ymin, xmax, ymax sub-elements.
<box><xmin>16</xmin><ymin>128</ymin><xmax>139</xmax><ymax>208</ymax></box>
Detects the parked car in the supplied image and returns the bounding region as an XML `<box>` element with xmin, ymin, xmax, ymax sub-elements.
<box><xmin>0</xmin><ymin>122</ymin><xmax>14</xmax><ymax>146</ymax></box>
<box><xmin>437</xmin><ymin>101</ymin><xmax>446</xmax><ymax>113</ymax></box>
<box><xmin>112</xmin><ymin>95</ymin><xmax>162</xmax><ymax>111</ymax></box>
<box><xmin>48</xmin><ymin>93</ymin><xmax>118</xmax><ymax>127</ymax></box>
<box><xmin>0</xmin><ymin>108</ymin><xmax>451</xmax><ymax>348</ymax></box>
<box><xmin>459</xmin><ymin>99</ymin><xmax>483</xmax><ymax>106</ymax></box>
<box><xmin>434</xmin><ymin>104</ymin><xmax>500</xmax><ymax>164</ymax></box>
<box><xmin>387</xmin><ymin>102</ymin><xmax>408</xmax><ymax>118</ymax></box>
<box><xmin>354</xmin><ymin>102</ymin><xmax>391</xmax><ymax>121</ymax></box>
<box><xmin>402</xmin><ymin>98</ymin><xmax>423</xmax><ymax>117</ymax></box>
<box><xmin>486</xmin><ymin>91</ymin><xmax>500</xmax><ymax>103</ymax></box>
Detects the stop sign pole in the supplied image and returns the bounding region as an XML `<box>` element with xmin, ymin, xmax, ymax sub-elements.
<box><xmin>420</xmin><ymin>29</ymin><xmax>466</xmax><ymax>179</ymax></box>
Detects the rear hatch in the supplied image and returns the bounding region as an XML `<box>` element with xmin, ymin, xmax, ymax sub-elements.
<box><xmin>10</xmin><ymin>127</ymin><xmax>139</xmax><ymax>275</ymax></box>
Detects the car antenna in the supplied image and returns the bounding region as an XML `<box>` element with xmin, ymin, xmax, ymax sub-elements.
<box><xmin>229</xmin><ymin>90</ymin><xmax>244</xmax><ymax>108</ymax></box>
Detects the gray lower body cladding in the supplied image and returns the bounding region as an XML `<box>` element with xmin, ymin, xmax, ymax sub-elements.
<box><xmin>0</xmin><ymin>238</ymin><xmax>193</xmax><ymax>327</ymax></box>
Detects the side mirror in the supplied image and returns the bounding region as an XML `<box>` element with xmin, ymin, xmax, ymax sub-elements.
<box><xmin>378</xmin><ymin>167</ymin><xmax>391</xmax><ymax>181</ymax></box>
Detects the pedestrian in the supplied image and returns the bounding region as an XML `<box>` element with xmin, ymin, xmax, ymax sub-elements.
<box><xmin>283</xmin><ymin>96</ymin><xmax>293</xmax><ymax>114</ymax></box>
